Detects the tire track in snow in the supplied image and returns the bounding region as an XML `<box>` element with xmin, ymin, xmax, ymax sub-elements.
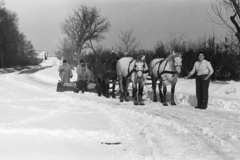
<box><xmin>150</xmin><ymin>107</ymin><xmax>240</xmax><ymax>160</ymax></box>
<box><xmin>97</xmin><ymin>97</ymin><xmax>239</xmax><ymax>160</ymax></box>
<box><xmin>77</xmin><ymin>95</ymin><xmax>222</xmax><ymax>159</ymax></box>
<box><xmin>13</xmin><ymin>67</ymin><xmax>240</xmax><ymax>159</ymax></box>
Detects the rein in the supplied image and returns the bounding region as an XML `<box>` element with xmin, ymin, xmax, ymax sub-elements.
<box><xmin>150</xmin><ymin>58</ymin><xmax>179</xmax><ymax>83</ymax></box>
<box><xmin>126</xmin><ymin>59</ymin><xmax>149</xmax><ymax>79</ymax></box>
<box><xmin>159</xmin><ymin>61</ymin><xmax>178</xmax><ymax>83</ymax></box>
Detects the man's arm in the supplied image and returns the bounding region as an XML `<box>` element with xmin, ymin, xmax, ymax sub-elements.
<box><xmin>185</xmin><ymin>62</ymin><xmax>197</xmax><ymax>79</ymax></box>
<box><xmin>204</xmin><ymin>62</ymin><xmax>214</xmax><ymax>80</ymax></box>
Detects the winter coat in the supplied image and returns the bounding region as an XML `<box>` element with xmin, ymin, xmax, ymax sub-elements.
<box><xmin>76</xmin><ymin>64</ymin><xmax>88</xmax><ymax>81</ymax></box>
<box><xmin>77</xmin><ymin>68</ymin><xmax>91</xmax><ymax>83</ymax></box>
<box><xmin>58</xmin><ymin>64</ymin><xmax>73</xmax><ymax>84</ymax></box>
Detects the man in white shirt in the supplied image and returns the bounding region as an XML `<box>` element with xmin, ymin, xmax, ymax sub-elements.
<box><xmin>186</xmin><ymin>51</ymin><xmax>214</xmax><ymax>109</ymax></box>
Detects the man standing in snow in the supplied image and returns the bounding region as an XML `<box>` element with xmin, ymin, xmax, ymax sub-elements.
<box><xmin>185</xmin><ymin>51</ymin><xmax>214</xmax><ymax>109</ymax></box>
<box><xmin>58</xmin><ymin>59</ymin><xmax>73</xmax><ymax>85</ymax></box>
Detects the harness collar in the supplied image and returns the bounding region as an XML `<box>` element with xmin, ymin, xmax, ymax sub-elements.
<box><xmin>126</xmin><ymin>59</ymin><xmax>148</xmax><ymax>79</ymax></box>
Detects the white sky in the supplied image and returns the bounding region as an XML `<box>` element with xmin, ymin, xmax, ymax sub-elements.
<box><xmin>5</xmin><ymin>0</ymin><xmax>227</xmax><ymax>53</ymax></box>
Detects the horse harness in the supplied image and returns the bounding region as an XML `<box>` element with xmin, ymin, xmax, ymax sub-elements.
<box><xmin>126</xmin><ymin>59</ymin><xmax>149</xmax><ymax>79</ymax></box>
<box><xmin>151</xmin><ymin>57</ymin><xmax>180</xmax><ymax>82</ymax></box>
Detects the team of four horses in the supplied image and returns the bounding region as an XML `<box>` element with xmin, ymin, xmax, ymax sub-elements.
<box><xmin>93</xmin><ymin>51</ymin><xmax>182</xmax><ymax>106</ymax></box>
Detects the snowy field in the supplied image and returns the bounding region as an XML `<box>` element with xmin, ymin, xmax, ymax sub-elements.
<box><xmin>0</xmin><ymin>57</ymin><xmax>240</xmax><ymax>160</ymax></box>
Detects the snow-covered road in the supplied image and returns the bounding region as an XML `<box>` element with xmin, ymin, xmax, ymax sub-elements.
<box><xmin>0</xmin><ymin>57</ymin><xmax>240</xmax><ymax>160</ymax></box>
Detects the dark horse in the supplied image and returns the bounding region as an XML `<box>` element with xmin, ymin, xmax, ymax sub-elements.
<box><xmin>149</xmin><ymin>51</ymin><xmax>182</xmax><ymax>106</ymax></box>
<box><xmin>116</xmin><ymin>55</ymin><xmax>149</xmax><ymax>105</ymax></box>
<box><xmin>93</xmin><ymin>55</ymin><xmax>118</xmax><ymax>98</ymax></box>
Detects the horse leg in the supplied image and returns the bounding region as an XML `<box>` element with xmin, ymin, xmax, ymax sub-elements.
<box><xmin>152</xmin><ymin>76</ymin><xmax>158</xmax><ymax>102</ymax></box>
<box><xmin>95</xmin><ymin>78</ymin><xmax>102</xmax><ymax>97</ymax></box>
<box><xmin>105</xmin><ymin>79</ymin><xmax>110</xmax><ymax>98</ymax></box>
<box><xmin>138</xmin><ymin>79</ymin><xmax>145</xmax><ymax>105</ymax></box>
<box><xmin>124</xmin><ymin>78</ymin><xmax>130</xmax><ymax>102</ymax></box>
<box><xmin>162</xmin><ymin>85</ymin><xmax>168</xmax><ymax>106</ymax></box>
<box><xmin>101</xmin><ymin>81</ymin><xmax>107</xmax><ymax>96</ymax></box>
<box><xmin>132</xmin><ymin>81</ymin><xmax>138</xmax><ymax>105</ymax></box>
<box><xmin>158</xmin><ymin>81</ymin><xmax>164</xmax><ymax>103</ymax></box>
<box><xmin>118</xmin><ymin>76</ymin><xmax>124</xmax><ymax>102</ymax></box>
<box><xmin>123</xmin><ymin>80</ymin><xmax>130</xmax><ymax>97</ymax></box>
<box><xmin>111</xmin><ymin>79</ymin><xmax>117</xmax><ymax>98</ymax></box>
<box><xmin>171</xmin><ymin>83</ymin><xmax>176</xmax><ymax>105</ymax></box>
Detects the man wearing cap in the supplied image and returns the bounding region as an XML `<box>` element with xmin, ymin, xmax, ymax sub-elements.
<box><xmin>185</xmin><ymin>51</ymin><xmax>214</xmax><ymax>109</ymax></box>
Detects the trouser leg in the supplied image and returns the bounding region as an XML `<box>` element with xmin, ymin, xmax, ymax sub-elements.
<box><xmin>196</xmin><ymin>76</ymin><xmax>203</xmax><ymax>107</ymax></box>
<box><xmin>202</xmin><ymin>75</ymin><xmax>210</xmax><ymax>108</ymax></box>
<box><xmin>76</xmin><ymin>80</ymin><xmax>84</xmax><ymax>90</ymax></box>
<box><xmin>82</xmin><ymin>81</ymin><xmax>88</xmax><ymax>90</ymax></box>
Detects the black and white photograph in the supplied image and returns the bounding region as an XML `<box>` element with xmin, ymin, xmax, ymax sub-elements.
<box><xmin>1</xmin><ymin>0</ymin><xmax>240</xmax><ymax>159</ymax></box>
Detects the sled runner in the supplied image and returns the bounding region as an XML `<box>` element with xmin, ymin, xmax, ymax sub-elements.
<box><xmin>56</xmin><ymin>81</ymin><xmax>76</xmax><ymax>92</ymax></box>
<box><xmin>56</xmin><ymin>80</ymin><xmax>96</xmax><ymax>93</ymax></box>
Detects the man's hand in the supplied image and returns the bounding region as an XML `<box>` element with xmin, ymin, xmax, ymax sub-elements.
<box><xmin>204</xmin><ymin>74</ymin><xmax>211</xmax><ymax>81</ymax></box>
<box><xmin>203</xmin><ymin>77</ymin><xmax>209</xmax><ymax>81</ymax></box>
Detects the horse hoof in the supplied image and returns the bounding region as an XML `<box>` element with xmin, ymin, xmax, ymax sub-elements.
<box><xmin>134</xmin><ymin>102</ymin><xmax>139</xmax><ymax>105</ymax></box>
<box><xmin>153</xmin><ymin>99</ymin><xmax>157</xmax><ymax>102</ymax></box>
<box><xmin>171</xmin><ymin>102</ymin><xmax>176</xmax><ymax>105</ymax></box>
<box><xmin>125</xmin><ymin>99</ymin><xmax>129</xmax><ymax>102</ymax></box>
<box><xmin>120</xmin><ymin>99</ymin><xmax>124</xmax><ymax>102</ymax></box>
<box><xmin>163</xmin><ymin>103</ymin><xmax>168</xmax><ymax>106</ymax></box>
<box><xmin>139</xmin><ymin>102</ymin><xmax>145</xmax><ymax>105</ymax></box>
<box><xmin>112</xmin><ymin>95</ymin><xmax>116</xmax><ymax>99</ymax></box>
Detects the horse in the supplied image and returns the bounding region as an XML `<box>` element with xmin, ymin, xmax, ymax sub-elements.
<box><xmin>93</xmin><ymin>55</ymin><xmax>118</xmax><ymax>98</ymax></box>
<box><xmin>116</xmin><ymin>55</ymin><xmax>149</xmax><ymax>105</ymax></box>
<box><xmin>149</xmin><ymin>51</ymin><xmax>182</xmax><ymax>106</ymax></box>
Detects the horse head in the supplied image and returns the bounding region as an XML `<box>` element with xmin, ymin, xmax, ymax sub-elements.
<box><xmin>172</xmin><ymin>51</ymin><xmax>182</xmax><ymax>74</ymax></box>
<box><xmin>134</xmin><ymin>55</ymin><xmax>148</xmax><ymax>79</ymax></box>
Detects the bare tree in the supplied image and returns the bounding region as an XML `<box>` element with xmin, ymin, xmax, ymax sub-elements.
<box><xmin>116</xmin><ymin>29</ymin><xmax>140</xmax><ymax>54</ymax></box>
<box><xmin>55</xmin><ymin>37</ymin><xmax>77</xmax><ymax>65</ymax></box>
<box><xmin>61</xmin><ymin>5</ymin><xmax>110</xmax><ymax>63</ymax></box>
<box><xmin>163</xmin><ymin>32</ymin><xmax>188</xmax><ymax>53</ymax></box>
<box><xmin>209</xmin><ymin>0</ymin><xmax>240</xmax><ymax>43</ymax></box>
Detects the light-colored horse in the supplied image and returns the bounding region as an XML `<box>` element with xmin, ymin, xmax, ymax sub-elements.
<box><xmin>116</xmin><ymin>55</ymin><xmax>149</xmax><ymax>105</ymax></box>
<box><xmin>149</xmin><ymin>51</ymin><xmax>182</xmax><ymax>106</ymax></box>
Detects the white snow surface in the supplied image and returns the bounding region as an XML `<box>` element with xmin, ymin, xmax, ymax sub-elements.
<box><xmin>0</xmin><ymin>57</ymin><xmax>240</xmax><ymax>160</ymax></box>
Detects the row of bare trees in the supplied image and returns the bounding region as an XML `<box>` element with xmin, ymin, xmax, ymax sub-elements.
<box><xmin>56</xmin><ymin>1</ymin><xmax>240</xmax><ymax>80</ymax></box>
